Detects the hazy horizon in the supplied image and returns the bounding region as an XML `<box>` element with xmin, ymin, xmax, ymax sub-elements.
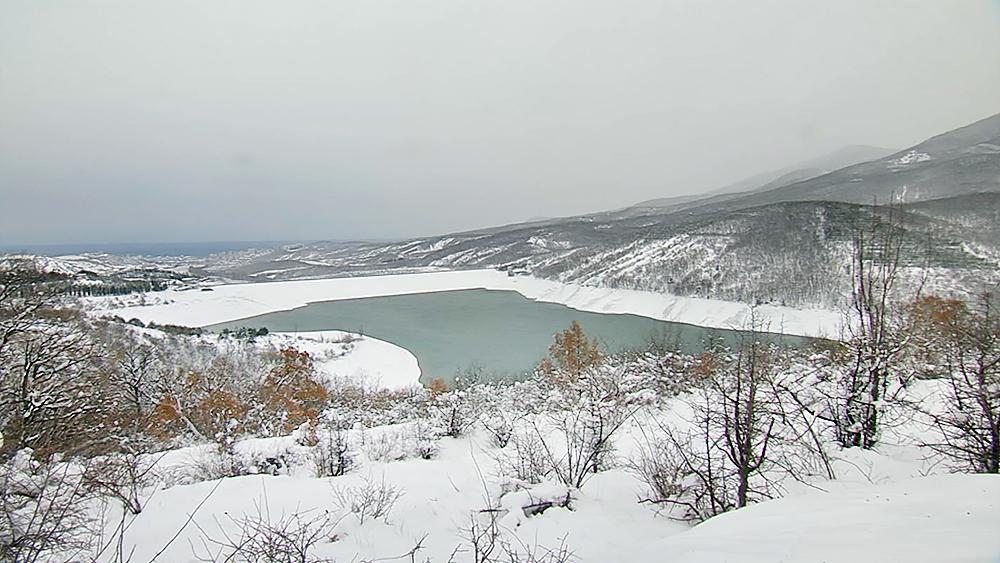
<box><xmin>0</xmin><ymin>138</ymin><xmax>905</xmax><ymax>255</ymax></box>
<box><xmin>2</xmin><ymin>1</ymin><xmax>999</xmax><ymax>247</ymax></box>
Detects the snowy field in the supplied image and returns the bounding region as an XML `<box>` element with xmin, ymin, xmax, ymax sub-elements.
<box><xmin>95</xmin><ymin>400</ymin><xmax>1000</xmax><ymax>563</ymax></box>
<box><xmin>94</xmin><ymin>269</ymin><xmax>844</xmax><ymax>338</ymax></box>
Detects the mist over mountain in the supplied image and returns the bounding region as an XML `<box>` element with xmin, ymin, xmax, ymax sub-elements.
<box><xmin>169</xmin><ymin>113</ymin><xmax>998</xmax><ymax>309</ymax></box>
<box><xmin>16</xmin><ymin>113</ymin><xmax>1000</xmax><ymax>311</ymax></box>
<box><xmin>635</xmin><ymin>143</ymin><xmax>897</xmax><ymax>209</ymax></box>
<box><xmin>708</xmin><ymin>113</ymin><xmax>1000</xmax><ymax>209</ymax></box>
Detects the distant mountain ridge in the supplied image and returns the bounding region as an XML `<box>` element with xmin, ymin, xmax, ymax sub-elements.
<box><xmin>635</xmin><ymin>144</ymin><xmax>897</xmax><ymax>209</ymax></box>
<box><xmin>17</xmin><ymin>113</ymin><xmax>1000</xmax><ymax>311</ymax></box>
<box><xmin>720</xmin><ymin>113</ymin><xmax>1000</xmax><ymax>208</ymax></box>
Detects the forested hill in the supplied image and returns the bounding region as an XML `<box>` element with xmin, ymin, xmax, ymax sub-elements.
<box><xmin>188</xmin><ymin>194</ymin><xmax>997</xmax><ymax>309</ymax></box>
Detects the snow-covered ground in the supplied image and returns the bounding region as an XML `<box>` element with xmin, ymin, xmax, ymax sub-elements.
<box><xmin>97</xmin><ymin>406</ymin><xmax>1000</xmax><ymax>563</ymax></box>
<box><xmin>639</xmin><ymin>473</ymin><xmax>1000</xmax><ymax>563</ymax></box>
<box><xmin>266</xmin><ymin>331</ymin><xmax>421</xmax><ymax>391</ymax></box>
<box><xmin>95</xmin><ymin>269</ymin><xmax>843</xmax><ymax>338</ymax></box>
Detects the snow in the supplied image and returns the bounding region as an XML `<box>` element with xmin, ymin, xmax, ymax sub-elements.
<box><xmin>75</xmin><ymin>271</ymin><xmax>998</xmax><ymax>562</ymax></box>
<box><xmin>97</xmin><ymin>269</ymin><xmax>843</xmax><ymax>338</ymax></box>
<box><xmin>637</xmin><ymin>474</ymin><xmax>1000</xmax><ymax>563</ymax></box>
<box><xmin>97</xmin><ymin>423</ymin><xmax>1000</xmax><ymax>563</ymax></box>
<box><xmin>890</xmin><ymin>150</ymin><xmax>933</xmax><ymax>166</ymax></box>
<box><xmin>92</xmin><ymin>433</ymin><xmax>681</xmax><ymax>562</ymax></box>
<box><xmin>266</xmin><ymin>331</ymin><xmax>421</xmax><ymax>391</ymax></box>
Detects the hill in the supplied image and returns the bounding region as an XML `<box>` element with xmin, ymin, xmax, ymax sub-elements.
<box><xmin>17</xmin><ymin>113</ymin><xmax>1000</xmax><ymax>310</ymax></box>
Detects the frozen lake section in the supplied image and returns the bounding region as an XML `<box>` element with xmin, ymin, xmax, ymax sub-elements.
<box><xmin>102</xmin><ymin>269</ymin><xmax>843</xmax><ymax>338</ymax></box>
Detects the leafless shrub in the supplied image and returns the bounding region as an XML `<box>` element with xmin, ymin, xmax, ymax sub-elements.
<box><xmin>83</xmin><ymin>451</ymin><xmax>159</xmax><ymax>515</ymax></box>
<box><xmin>180</xmin><ymin>445</ymin><xmax>254</xmax><ymax>484</ymax></box>
<box><xmin>331</xmin><ymin>475</ymin><xmax>403</xmax><ymax>524</ymax></box>
<box><xmin>194</xmin><ymin>503</ymin><xmax>341</xmax><ymax>563</ymax></box>
<box><xmin>533</xmin><ymin>365</ymin><xmax>637</xmax><ymax>489</ymax></box>
<box><xmin>461</xmin><ymin>509</ymin><xmax>574</xmax><ymax>563</ymax></box>
<box><xmin>314</xmin><ymin>427</ymin><xmax>355</xmax><ymax>478</ymax></box>
<box><xmin>357</xmin><ymin>422</ymin><xmax>439</xmax><ymax>463</ymax></box>
<box><xmin>492</xmin><ymin>431</ymin><xmax>551</xmax><ymax>485</ymax></box>
<box><xmin>0</xmin><ymin>452</ymin><xmax>99</xmax><ymax>563</ymax></box>
<box><xmin>499</xmin><ymin>534</ymin><xmax>574</xmax><ymax>563</ymax></box>
<box><xmin>627</xmin><ymin>434</ymin><xmax>687</xmax><ymax>507</ymax></box>
<box><xmin>462</xmin><ymin>509</ymin><xmax>503</xmax><ymax>563</ymax></box>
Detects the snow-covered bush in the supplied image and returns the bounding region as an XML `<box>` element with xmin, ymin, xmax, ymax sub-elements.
<box><xmin>428</xmin><ymin>386</ymin><xmax>483</xmax><ymax>438</ymax></box>
<box><xmin>492</xmin><ymin>425</ymin><xmax>552</xmax><ymax>485</ymax></box>
<box><xmin>324</xmin><ymin>377</ymin><xmax>426</xmax><ymax>429</ymax></box>
<box><xmin>633</xmin><ymin>342</ymin><xmax>831</xmax><ymax>522</ymax></box>
<box><xmin>356</xmin><ymin>420</ymin><xmax>440</xmax><ymax>463</ymax></box>
<box><xmin>175</xmin><ymin>445</ymin><xmax>255</xmax><ymax>483</ymax></box>
<box><xmin>0</xmin><ymin>450</ymin><xmax>100</xmax><ymax>562</ymax></box>
<box><xmin>331</xmin><ymin>475</ymin><xmax>404</xmax><ymax>524</ymax></box>
<box><xmin>482</xmin><ymin>410</ymin><xmax>516</xmax><ymax>449</ymax></box>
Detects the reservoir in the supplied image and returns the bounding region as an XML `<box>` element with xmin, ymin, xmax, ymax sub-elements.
<box><xmin>209</xmin><ymin>288</ymin><xmax>800</xmax><ymax>384</ymax></box>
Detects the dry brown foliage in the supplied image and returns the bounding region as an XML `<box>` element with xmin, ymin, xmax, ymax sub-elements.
<box><xmin>538</xmin><ymin>320</ymin><xmax>601</xmax><ymax>387</ymax></box>
<box><xmin>426</xmin><ymin>378</ymin><xmax>449</xmax><ymax>398</ymax></box>
<box><xmin>254</xmin><ymin>347</ymin><xmax>329</xmax><ymax>435</ymax></box>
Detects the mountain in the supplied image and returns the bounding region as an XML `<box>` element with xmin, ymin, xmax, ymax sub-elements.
<box><xmin>192</xmin><ymin>192</ymin><xmax>997</xmax><ymax>309</ymax></box>
<box><xmin>705</xmin><ymin>113</ymin><xmax>1000</xmax><ymax>210</ymax></box>
<box><xmin>632</xmin><ymin>144</ymin><xmax>897</xmax><ymax>212</ymax></box>
<box><xmin>20</xmin><ymin>113</ymin><xmax>1000</xmax><ymax>310</ymax></box>
<box><xmin>199</xmin><ymin>113</ymin><xmax>999</xmax><ymax>308</ymax></box>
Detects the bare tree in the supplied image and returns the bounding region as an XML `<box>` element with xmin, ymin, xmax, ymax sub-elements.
<box><xmin>633</xmin><ymin>320</ymin><xmax>827</xmax><ymax>522</ymax></box>
<box><xmin>837</xmin><ymin>201</ymin><xmax>909</xmax><ymax>449</ymax></box>
<box><xmin>101</xmin><ymin>325</ymin><xmax>162</xmax><ymax>440</ymax></box>
<box><xmin>911</xmin><ymin>293</ymin><xmax>1000</xmax><ymax>473</ymax></box>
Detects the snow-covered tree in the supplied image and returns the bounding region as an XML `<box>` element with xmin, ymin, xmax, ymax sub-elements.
<box><xmin>911</xmin><ymin>293</ymin><xmax>1000</xmax><ymax>473</ymax></box>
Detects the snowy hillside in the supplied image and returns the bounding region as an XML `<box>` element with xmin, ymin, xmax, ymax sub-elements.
<box><xmin>190</xmin><ymin>196</ymin><xmax>1000</xmax><ymax>309</ymax></box>
<box><xmin>84</xmin><ymin>411</ymin><xmax>1000</xmax><ymax>563</ymax></box>
<box><xmin>169</xmin><ymin>115</ymin><xmax>1000</xmax><ymax>308</ymax></box>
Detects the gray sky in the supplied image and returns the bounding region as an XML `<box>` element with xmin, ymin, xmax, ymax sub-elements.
<box><xmin>2</xmin><ymin>0</ymin><xmax>999</xmax><ymax>246</ymax></box>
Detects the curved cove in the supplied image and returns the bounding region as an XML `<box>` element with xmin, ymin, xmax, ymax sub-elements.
<box><xmin>208</xmin><ymin>288</ymin><xmax>802</xmax><ymax>384</ymax></box>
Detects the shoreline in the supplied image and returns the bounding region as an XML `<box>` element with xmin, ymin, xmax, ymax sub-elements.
<box><xmin>98</xmin><ymin>269</ymin><xmax>843</xmax><ymax>339</ymax></box>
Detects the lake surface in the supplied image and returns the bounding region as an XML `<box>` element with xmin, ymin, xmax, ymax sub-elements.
<box><xmin>209</xmin><ymin>289</ymin><xmax>801</xmax><ymax>384</ymax></box>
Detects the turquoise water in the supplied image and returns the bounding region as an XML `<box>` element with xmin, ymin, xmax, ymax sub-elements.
<box><xmin>209</xmin><ymin>288</ymin><xmax>800</xmax><ymax>384</ymax></box>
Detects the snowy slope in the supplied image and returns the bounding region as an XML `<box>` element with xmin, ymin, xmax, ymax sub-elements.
<box><xmin>97</xmin><ymin>419</ymin><xmax>1000</xmax><ymax>563</ymax></box>
<box><xmin>638</xmin><ymin>474</ymin><xmax>1000</xmax><ymax>563</ymax></box>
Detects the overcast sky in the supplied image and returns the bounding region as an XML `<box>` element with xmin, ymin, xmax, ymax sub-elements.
<box><xmin>1</xmin><ymin>0</ymin><xmax>999</xmax><ymax>247</ymax></box>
